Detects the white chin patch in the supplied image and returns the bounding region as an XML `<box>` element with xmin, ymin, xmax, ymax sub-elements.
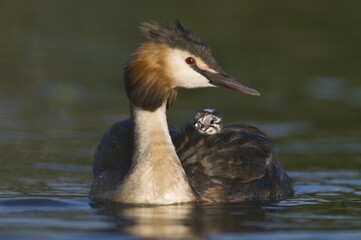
<box><xmin>167</xmin><ymin>49</ymin><xmax>216</xmax><ymax>89</ymax></box>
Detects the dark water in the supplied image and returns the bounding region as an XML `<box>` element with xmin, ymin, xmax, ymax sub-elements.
<box><xmin>1</xmin><ymin>1</ymin><xmax>361</xmax><ymax>239</ymax></box>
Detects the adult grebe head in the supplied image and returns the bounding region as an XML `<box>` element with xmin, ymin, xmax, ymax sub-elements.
<box><xmin>124</xmin><ymin>21</ymin><xmax>260</xmax><ymax>112</ymax></box>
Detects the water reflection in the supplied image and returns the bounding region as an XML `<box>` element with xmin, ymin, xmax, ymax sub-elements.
<box><xmin>87</xmin><ymin>170</ymin><xmax>361</xmax><ymax>238</ymax></box>
<box><xmin>92</xmin><ymin>202</ymin><xmax>268</xmax><ymax>239</ymax></box>
<box><xmin>1</xmin><ymin>0</ymin><xmax>361</xmax><ymax>239</ymax></box>
<box><xmin>0</xmin><ymin>169</ymin><xmax>360</xmax><ymax>238</ymax></box>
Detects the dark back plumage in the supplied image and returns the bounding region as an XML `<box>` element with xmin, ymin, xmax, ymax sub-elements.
<box><xmin>172</xmin><ymin>123</ymin><xmax>293</xmax><ymax>202</ymax></box>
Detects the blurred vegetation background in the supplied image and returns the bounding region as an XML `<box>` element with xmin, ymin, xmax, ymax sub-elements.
<box><xmin>0</xmin><ymin>0</ymin><xmax>360</xmax><ymax>177</ymax></box>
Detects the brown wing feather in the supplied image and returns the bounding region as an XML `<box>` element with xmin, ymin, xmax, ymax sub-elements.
<box><xmin>172</xmin><ymin>123</ymin><xmax>293</xmax><ymax>202</ymax></box>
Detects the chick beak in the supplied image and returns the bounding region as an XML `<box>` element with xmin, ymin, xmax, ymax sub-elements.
<box><xmin>201</xmin><ymin>70</ymin><xmax>260</xmax><ymax>96</ymax></box>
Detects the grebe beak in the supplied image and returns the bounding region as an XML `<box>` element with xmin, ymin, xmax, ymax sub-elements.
<box><xmin>204</xmin><ymin>71</ymin><xmax>260</xmax><ymax>96</ymax></box>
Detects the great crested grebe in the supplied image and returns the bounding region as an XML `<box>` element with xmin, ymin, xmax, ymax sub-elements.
<box><xmin>90</xmin><ymin>21</ymin><xmax>293</xmax><ymax>204</ymax></box>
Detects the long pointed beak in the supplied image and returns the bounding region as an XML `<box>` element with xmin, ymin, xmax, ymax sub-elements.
<box><xmin>204</xmin><ymin>71</ymin><xmax>260</xmax><ymax>96</ymax></box>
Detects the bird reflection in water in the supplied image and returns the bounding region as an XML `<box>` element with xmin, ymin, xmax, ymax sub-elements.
<box><xmin>91</xmin><ymin>202</ymin><xmax>269</xmax><ymax>238</ymax></box>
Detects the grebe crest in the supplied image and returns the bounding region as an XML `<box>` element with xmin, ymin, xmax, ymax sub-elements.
<box><xmin>194</xmin><ymin>108</ymin><xmax>222</xmax><ymax>135</ymax></box>
<box><xmin>124</xmin><ymin>21</ymin><xmax>260</xmax><ymax>112</ymax></box>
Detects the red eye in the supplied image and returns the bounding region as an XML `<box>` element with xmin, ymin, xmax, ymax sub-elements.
<box><xmin>185</xmin><ymin>57</ymin><xmax>195</xmax><ymax>65</ymax></box>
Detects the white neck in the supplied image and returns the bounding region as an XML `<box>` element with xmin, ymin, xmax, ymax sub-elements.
<box><xmin>114</xmin><ymin>103</ymin><xmax>195</xmax><ymax>204</ymax></box>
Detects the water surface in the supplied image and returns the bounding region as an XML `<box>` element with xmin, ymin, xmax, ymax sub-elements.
<box><xmin>1</xmin><ymin>1</ymin><xmax>361</xmax><ymax>239</ymax></box>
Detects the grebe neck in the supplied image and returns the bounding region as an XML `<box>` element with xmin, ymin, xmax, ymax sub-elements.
<box><xmin>114</xmin><ymin>103</ymin><xmax>195</xmax><ymax>204</ymax></box>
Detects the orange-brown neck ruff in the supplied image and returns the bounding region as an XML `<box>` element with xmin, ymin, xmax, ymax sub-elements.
<box><xmin>124</xmin><ymin>42</ymin><xmax>178</xmax><ymax>112</ymax></box>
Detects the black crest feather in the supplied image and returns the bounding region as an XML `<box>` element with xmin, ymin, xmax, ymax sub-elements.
<box><xmin>139</xmin><ymin>21</ymin><xmax>221</xmax><ymax>71</ymax></box>
<box><xmin>125</xmin><ymin>21</ymin><xmax>221</xmax><ymax>112</ymax></box>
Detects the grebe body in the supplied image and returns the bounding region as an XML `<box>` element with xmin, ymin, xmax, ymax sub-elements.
<box><xmin>89</xmin><ymin>22</ymin><xmax>293</xmax><ymax>204</ymax></box>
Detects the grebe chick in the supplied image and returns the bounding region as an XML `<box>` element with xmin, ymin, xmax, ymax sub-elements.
<box><xmin>90</xmin><ymin>21</ymin><xmax>293</xmax><ymax>204</ymax></box>
<box><xmin>193</xmin><ymin>109</ymin><xmax>222</xmax><ymax>135</ymax></box>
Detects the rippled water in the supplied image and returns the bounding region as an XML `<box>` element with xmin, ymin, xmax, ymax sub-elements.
<box><xmin>1</xmin><ymin>1</ymin><xmax>361</xmax><ymax>239</ymax></box>
<box><xmin>1</xmin><ymin>170</ymin><xmax>361</xmax><ymax>239</ymax></box>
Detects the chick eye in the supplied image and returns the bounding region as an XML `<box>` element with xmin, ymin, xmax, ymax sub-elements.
<box><xmin>185</xmin><ymin>57</ymin><xmax>195</xmax><ymax>65</ymax></box>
